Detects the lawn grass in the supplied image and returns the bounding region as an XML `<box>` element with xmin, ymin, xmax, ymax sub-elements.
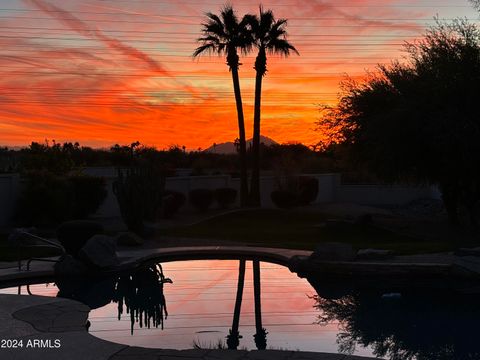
<box><xmin>164</xmin><ymin>208</ymin><xmax>456</xmax><ymax>255</ymax></box>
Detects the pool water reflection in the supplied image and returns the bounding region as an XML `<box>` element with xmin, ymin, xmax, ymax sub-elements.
<box><xmin>2</xmin><ymin>259</ymin><xmax>480</xmax><ymax>359</ymax></box>
<box><xmin>2</xmin><ymin>260</ymin><xmax>376</xmax><ymax>356</ymax></box>
<box><xmin>86</xmin><ymin>260</ymin><xmax>361</xmax><ymax>354</ymax></box>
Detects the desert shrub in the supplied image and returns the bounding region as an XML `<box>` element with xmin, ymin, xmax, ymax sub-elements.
<box><xmin>113</xmin><ymin>164</ymin><xmax>166</xmax><ymax>234</ymax></box>
<box><xmin>189</xmin><ymin>188</ymin><xmax>214</xmax><ymax>211</ymax></box>
<box><xmin>16</xmin><ymin>171</ymin><xmax>74</xmax><ymax>225</ymax></box>
<box><xmin>162</xmin><ymin>190</ymin><xmax>186</xmax><ymax>218</ymax></box>
<box><xmin>297</xmin><ymin>177</ymin><xmax>319</xmax><ymax>205</ymax></box>
<box><xmin>69</xmin><ymin>175</ymin><xmax>107</xmax><ymax>218</ymax></box>
<box><xmin>16</xmin><ymin>171</ymin><xmax>108</xmax><ymax>226</ymax></box>
<box><xmin>214</xmin><ymin>187</ymin><xmax>237</xmax><ymax>209</ymax></box>
<box><xmin>271</xmin><ymin>190</ymin><xmax>297</xmax><ymax>209</ymax></box>
<box><xmin>57</xmin><ymin>220</ymin><xmax>104</xmax><ymax>258</ymax></box>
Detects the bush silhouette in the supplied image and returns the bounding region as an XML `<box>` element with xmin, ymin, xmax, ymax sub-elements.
<box><xmin>214</xmin><ymin>187</ymin><xmax>238</xmax><ymax>209</ymax></box>
<box><xmin>16</xmin><ymin>171</ymin><xmax>106</xmax><ymax>226</ymax></box>
<box><xmin>69</xmin><ymin>175</ymin><xmax>107</xmax><ymax>218</ymax></box>
<box><xmin>189</xmin><ymin>189</ymin><xmax>214</xmax><ymax>211</ymax></box>
<box><xmin>271</xmin><ymin>190</ymin><xmax>297</xmax><ymax>209</ymax></box>
<box><xmin>297</xmin><ymin>176</ymin><xmax>319</xmax><ymax>205</ymax></box>
<box><xmin>162</xmin><ymin>190</ymin><xmax>186</xmax><ymax>218</ymax></box>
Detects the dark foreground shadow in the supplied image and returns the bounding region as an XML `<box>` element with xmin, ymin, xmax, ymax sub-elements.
<box><xmin>312</xmin><ymin>287</ymin><xmax>480</xmax><ymax>360</ymax></box>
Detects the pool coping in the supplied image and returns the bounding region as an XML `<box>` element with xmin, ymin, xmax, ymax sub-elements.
<box><xmin>0</xmin><ymin>246</ymin><xmax>312</xmax><ymax>286</ymax></box>
<box><xmin>2</xmin><ymin>245</ymin><xmax>480</xmax><ymax>289</ymax></box>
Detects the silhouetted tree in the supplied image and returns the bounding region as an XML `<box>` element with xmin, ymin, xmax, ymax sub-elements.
<box><xmin>246</xmin><ymin>8</ymin><xmax>298</xmax><ymax>206</ymax></box>
<box><xmin>317</xmin><ymin>19</ymin><xmax>480</xmax><ymax>227</ymax></box>
<box><xmin>194</xmin><ymin>6</ymin><xmax>253</xmax><ymax>207</ymax></box>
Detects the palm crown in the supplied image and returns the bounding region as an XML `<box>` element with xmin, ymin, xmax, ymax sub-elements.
<box><xmin>246</xmin><ymin>7</ymin><xmax>299</xmax><ymax>76</ymax></box>
<box><xmin>193</xmin><ymin>6</ymin><xmax>253</xmax><ymax>70</ymax></box>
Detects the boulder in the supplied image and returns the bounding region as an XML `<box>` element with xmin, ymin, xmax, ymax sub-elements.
<box><xmin>116</xmin><ymin>232</ymin><xmax>144</xmax><ymax>246</ymax></box>
<box><xmin>57</xmin><ymin>220</ymin><xmax>104</xmax><ymax>258</ymax></box>
<box><xmin>356</xmin><ymin>248</ymin><xmax>394</xmax><ymax>260</ymax></box>
<box><xmin>78</xmin><ymin>234</ymin><xmax>119</xmax><ymax>269</ymax></box>
<box><xmin>310</xmin><ymin>242</ymin><xmax>355</xmax><ymax>262</ymax></box>
<box><xmin>54</xmin><ymin>254</ymin><xmax>89</xmax><ymax>277</ymax></box>
<box><xmin>288</xmin><ymin>255</ymin><xmax>310</xmax><ymax>273</ymax></box>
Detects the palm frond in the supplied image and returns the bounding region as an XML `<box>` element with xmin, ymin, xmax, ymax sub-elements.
<box><xmin>221</xmin><ymin>5</ymin><xmax>238</xmax><ymax>37</ymax></box>
<box><xmin>193</xmin><ymin>43</ymin><xmax>218</xmax><ymax>57</ymax></box>
<box><xmin>193</xmin><ymin>5</ymin><xmax>253</xmax><ymax>61</ymax></box>
<box><xmin>267</xmin><ymin>38</ymin><xmax>299</xmax><ymax>56</ymax></box>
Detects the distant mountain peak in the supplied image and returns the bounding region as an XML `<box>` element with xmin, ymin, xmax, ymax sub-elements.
<box><xmin>205</xmin><ymin>136</ymin><xmax>278</xmax><ymax>154</ymax></box>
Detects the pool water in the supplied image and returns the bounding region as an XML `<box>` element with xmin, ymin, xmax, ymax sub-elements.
<box><xmin>2</xmin><ymin>259</ymin><xmax>480</xmax><ymax>359</ymax></box>
<box><xmin>0</xmin><ymin>260</ymin><xmax>375</xmax><ymax>356</ymax></box>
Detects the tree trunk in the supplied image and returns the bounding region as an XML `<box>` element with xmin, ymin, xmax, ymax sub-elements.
<box><xmin>249</xmin><ymin>70</ymin><xmax>263</xmax><ymax>206</ymax></box>
<box><xmin>227</xmin><ymin>259</ymin><xmax>246</xmax><ymax>349</ymax></box>
<box><xmin>250</xmin><ymin>48</ymin><xmax>266</xmax><ymax>207</ymax></box>
<box><xmin>231</xmin><ymin>66</ymin><xmax>249</xmax><ymax>207</ymax></box>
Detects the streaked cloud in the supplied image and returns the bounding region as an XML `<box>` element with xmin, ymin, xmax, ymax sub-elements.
<box><xmin>0</xmin><ymin>0</ymin><xmax>476</xmax><ymax>148</ymax></box>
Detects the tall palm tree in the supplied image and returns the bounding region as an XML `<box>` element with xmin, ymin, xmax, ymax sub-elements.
<box><xmin>227</xmin><ymin>259</ymin><xmax>246</xmax><ymax>349</ymax></box>
<box><xmin>193</xmin><ymin>6</ymin><xmax>252</xmax><ymax>207</ymax></box>
<box><xmin>247</xmin><ymin>7</ymin><xmax>299</xmax><ymax>206</ymax></box>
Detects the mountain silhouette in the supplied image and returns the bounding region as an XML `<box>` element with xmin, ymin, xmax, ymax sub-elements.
<box><xmin>206</xmin><ymin>136</ymin><xmax>278</xmax><ymax>154</ymax></box>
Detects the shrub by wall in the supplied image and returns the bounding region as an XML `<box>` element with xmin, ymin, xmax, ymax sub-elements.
<box><xmin>162</xmin><ymin>190</ymin><xmax>186</xmax><ymax>218</ymax></box>
<box><xmin>189</xmin><ymin>188</ymin><xmax>214</xmax><ymax>212</ymax></box>
<box><xmin>297</xmin><ymin>177</ymin><xmax>319</xmax><ymax>205</ymax></box>
<box><xmin>69</xmin><ymin>175</ymin><xmax>108</xmax><ymax>218</ymax></box>
<box><xmin>214</xmin><ymin>187</ymin><xmax>237</xmax><ymax>209</ymax></box>
<box><xmin>271</xmin><ymin>190</ymin><xmax>297</xmax><ymax>209</ymax></box>
<box><xmin>16</xmin><ymin>171</ymin><xmax>107</xmax><ymax>226</ymax></box>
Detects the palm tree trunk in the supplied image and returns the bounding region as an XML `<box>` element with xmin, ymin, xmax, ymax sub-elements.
<box><xmin>230</xmin><ymin>66</ymin><xmax>249</xmax><ymax>207</ymax></box>
<box><xmin>253</xmin><ymin>260</ymin><xmax>267</xmax><ymax>349</ymax></box>
<box><xmin>250</xmin><ymin>70</ymin><xmax>263</xmax><ymax>206</ymax></box>
<box><xmin>227</xmin><ymin>259</ymin><xmax>246</xmax><ymax>349</ymax></box>
<box><xmin>250</xmin><ymin>48</ymin><xmax>266</xmax><ymax>207</ymax></box>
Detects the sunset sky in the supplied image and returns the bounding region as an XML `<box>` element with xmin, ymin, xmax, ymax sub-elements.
<box><xmin>0</xmin><ymin>0</ymin><xmax>477</xmax><ymax>149</ymax></box>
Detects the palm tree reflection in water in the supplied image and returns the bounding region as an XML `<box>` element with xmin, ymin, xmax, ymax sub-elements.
<box><xmin>227</xmin><ymin>259</ymin><xmax>246</xmax><ymax>349</ymax></box>
<box><xmin>253</xmin><ymin>260</ymin><xmax>267</xmax><ymax>350</ymax></box>
<box><xmin>227</xmin><ymin>259</ymin><xmax>268</xmax><ymax>350</ymax></box>
<box><xmin>114</xmin><ymin>264</ymin><xmax>172</xmax><ymax>335</ymax></box>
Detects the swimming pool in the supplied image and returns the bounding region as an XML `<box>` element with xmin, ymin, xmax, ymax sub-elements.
<box><xmin>1</xmin><ymin>258</ymin><xmax>479</xmax><ymax>359</ymax></box>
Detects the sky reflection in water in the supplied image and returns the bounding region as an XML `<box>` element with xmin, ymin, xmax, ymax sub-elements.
<box><xmin>2</xmin><ymin>260</ymin><xmax>374</xmax><ymax>356</ymax></box>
